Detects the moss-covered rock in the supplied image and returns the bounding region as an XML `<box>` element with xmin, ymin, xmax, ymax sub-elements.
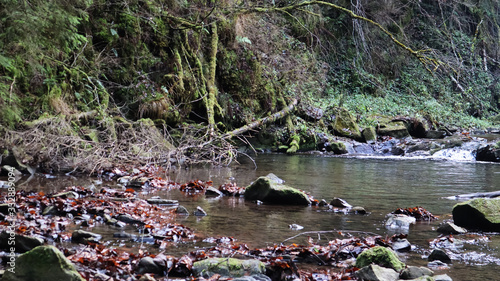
<box><xmin>328</xmin><ymin>141</ymin><xmax>348</xmax><ymax>154</ymax></box>
<box><xmin>452</xmin><ymin>198</ymin><xmax>500</xmax><ymax>231</ymax></box>
<box><xmin>377</xmin><ymin>120</ymin><xmax>409</xmax><ymax>138</ymax></box>
<box><xmin>245</xmin><ymin>174</ymin><xmax>311</xmax><ymax>205</ymax></box>
<box><xmin>192</xmin><ymin>258</ymin><xmax>265</xmax><ymax>278</ymax></box>
<box><xmin>355</xmin><ymin>246</ymin><xmax>405</xmax><ymax>271</ymax></box>
<box><xmin>362</xmin><ymin>127</ymin><xmax>377</xmax><ymax>143</ymax></box>
<box><xmin>1</xmin><ymin>245</ymin><xmax>85</xmax><ymax>281</ymax></box>
<box><xmin>332</xmin><ymin>108</ymin><xmax>362</xmax><ymax>140</ymax></box>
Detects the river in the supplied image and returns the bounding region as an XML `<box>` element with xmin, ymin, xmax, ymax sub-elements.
<box><xmin>12</xmin><ymin>153</ymin><xmax>500</xmax><ymax>280</ymax></box>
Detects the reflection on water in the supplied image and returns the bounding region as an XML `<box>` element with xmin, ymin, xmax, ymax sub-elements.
<box><xmin>8</xmin><ymin>154</ymin><xmax>500</xmax><ymax>280</ymax></box>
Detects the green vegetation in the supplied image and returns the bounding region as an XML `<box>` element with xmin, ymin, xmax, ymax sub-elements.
<box><xmin>1</xmin><ymin>0</ymin><xmax>499</xmax><ymax>171</ymax></box>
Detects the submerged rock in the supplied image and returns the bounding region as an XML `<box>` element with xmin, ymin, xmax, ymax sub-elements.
<box><xmin>72</xmin><ymin>230</ymin><xmax>101</xmax><ymax>244</ymax></box>
<box><xmin>452</xmin><ymin>197</ymin><xmax>500</xmax><ymax>231</ymax></box>
<box><xmin>146</xmin><ymin>197</ymin><xmax>179</xmax><ymax>205</ymax></box>
<box><xmin>2</xmin><ymin>245</ymin><xmax>85</xmax><ymax>281</ymax></box>
<box><xmin>194</xmin><ymin>206</ymin><xmax>208</xmax><ymax>216</ymax></box>
<box><xmin>192</xmin><ymin>258</ymin><xmax>265</xmax><ymax>278</ymax></box>
<box><xmin>355</xmin><ymin>264</ymin><xmax>399</xmax><ymax>281</ymax></box>
<box><xmin>355</xmin><ymin>246</ymin><xmax>405</xmax><ymax>271</ymax></box>
<box><xmin>244</xmin><ymin>174</ymin><xmax>311</xmax><ymax>205</ymax></box>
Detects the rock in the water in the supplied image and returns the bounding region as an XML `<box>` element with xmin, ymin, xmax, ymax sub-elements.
<box><xmin>1</xmin><ymin>245</ymin><xmax>85</xmax><ymax>281</ymax></box>
<box><xmin>392</xmin><ymin>238</ymin><xmax>411</xmax><ymax>252</ymax></box>
<box><xmin>434</xmin><ymin>274</ymin><xmax>453</xmax><ymax>281</ymax></box>
<box><xmin>476</xmin><ymin>144</ymin><xmax>500</xmax><ymax>162</ymax></box>
<box><xmin>0</xmin><ymin>231</ymin><xmax>44</xmax><ymax>253</ymax></box>
<box><xmin>244</xmin><ymin>174</ymin><xmax>311</xmax><ymax>205</ymax></box>
<box><xmin>349</xmin><ymin>206</ymin><xmax>367</xmax><ymax>214</ymax></box>
<box><xmin>330</xmin><ymin>197</ymin><xmax>352</xmax><ymax>208</ymax></box>
<box><xmin>175</xmin><ymin>205</ymin><xmax>190</xmax><ymax>215</ymax></box>
<box><xmin>117</xmin><ymin>214</ymin><xmax>145</xmax><ymax>225</ymax></box>
<box><xmin>192</xmin><ymin>258</ymin><xmax>265</xmax><ymax>278</ymax></box>
<box><xmin>355</xmin><ymin>264</ymin><xmax>399</xmax><ymax>281</ymax></box>
<box><xmin>72</xmin><ymin>230</ymin><xmax>101</xmax><ymax>244</ymax></box>
<box><xmin>206</xmin><ymin>186</ymin><xmax>223</xmax><ymax>197</ymax></box>
<box><xmin>428</xmin><ymin>249</ymin><xmax>452</xmax><ymax>264</ymax></box>
<box><xmin>437</xmin><ymin>221</ymin><xmax>467</xmax><ymax>234</ymax></box>
<box><xmin>194</xmin><ymin>206</ymin><xmax>208</xmax><ymax>216</ymax></box>
<box><xmin>452</xmin><ymin>197</ymin><xmax>500</xmax><ymax>231</ymax></box>
<box><xmin>425</xmin><ymin>130</ymin><xmax>447</xmax><ymax>139</ymax></box>
<box><xmin>399</xmin><ymin>266</ymin><xmax>434</xmax><ymax>279</ymax></box>
<box><xmin>327</xmin><ymin>141</ymin><xmax>348</xmax><ymax>154</ymax></box>
<box><xmin>385</xmin><ymin>214</ymin><xmax>416</xmax><ymax>231</ymax></box>
<box><xmin>355</xmin><ymin>246</ymin><xmax>405</xmax><ymax>271</ymax></box>
<box><xmin>146</xmin><ymin>197</ymin><xmax>179</xmax><ymax>205</ymax></box>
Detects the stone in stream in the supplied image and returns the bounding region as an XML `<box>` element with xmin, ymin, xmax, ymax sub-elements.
<box><xmin>399</xmin><ymin>266</ymin><xmax>434</xmax><ymax>280</ymax></box>
<box><xmin>1</xmin><ymin>245</ymin><xmax>85</xmax><ymax>281</ymax></box>
<box><xmin>355</xmin><ymin>246</ymin><xmax>405</xmax><ymax>271</ymax></box>
<box><xmin>192</xmin><ymin>258</ymin><xmax>265</xmax><ymax>278</ymax></box>
<box><xmin>329</xmin><ymin>197</ymin><xmax>352</xmax><ymax>208</ymax></box>
<box><xmin>194</xmin><ymin>206</ymin><xmax>208</xmax><ymax>216</ymax></box>
<box><xmin>355</xmin><ymin>264</ymin><xmax>399</xmax><ymax>281</ymax></box>
<box><xmin>392</xmin><ymin>238</ymin><xmax>411</xmax><ymax>252</ymax></box>
<box><xmin>428</xmin><ymin>249</ymin><xmax>452</xmax><ymax>264</ymax></box>
<box><xmin>385</xmin><ymin>214</ymin><xmax>416</xmax><ymax>231</ymax></box>
<box><xmin>146</xmin><ymin>196</ymin><xmax>179</xmax><ymax>205</ymax></box>
<box><xmin>72</xmin><ymin>230</ymin><xmax>101</xmax><ymax>244</ymax></box>
<box><xmin>452</xmin><ymin>197</ymin><xmax>500</xmax><ymax>231</ymax></box>
<box><xmin>437</xmin><ymin>221</ymin><xmax>467</xmax><ymax>234</ymax></box>
<box><xmin>244</xmin><ymin>174</ymin><xmax>311</xmax><ymax>205</ymax></box>
<box><xmin>136</xmin><ymin>256</ymin><xmax>163</xmax><ymax>275</ymax></box>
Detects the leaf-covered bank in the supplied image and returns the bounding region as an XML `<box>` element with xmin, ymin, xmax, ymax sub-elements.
<box><xmin>1</xmin><ymin>0</ymin><xmax>500</xmax><ymax>172</ymax></box>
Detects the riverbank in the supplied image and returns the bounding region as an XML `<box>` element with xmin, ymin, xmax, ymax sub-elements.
<box><xmin>2</xmin><ymin>154</ymin><xmax>500</xmax><ymax>280</ymax></box>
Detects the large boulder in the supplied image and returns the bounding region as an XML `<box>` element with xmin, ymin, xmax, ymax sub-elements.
<box><xmin>355</xmin><ymin>246</ymin><xmax>405</xmax><ymax>271</ymax></box>
<box><xmin>331</xmin><ymin>108</ymin><xmax>362</xmax><ymax>140</ymax></box>
<box><xmin>192</xmin><ymin>258</ymin><xmax>265</xmax><ymax>278</ymax></box>
<box><xmin>452</xmin><ymin>198</ymin><xmax>500</xmax><ymax>231</ymax></box>
<box><xmin>244</xmin><ymin>174</ymin><xmax>311</xmax><ymax>205</ymax></box>
<box><xmin>1</xmin><ymin>245</ymin><xmax>85</xmax><ymax>281</ymax></box>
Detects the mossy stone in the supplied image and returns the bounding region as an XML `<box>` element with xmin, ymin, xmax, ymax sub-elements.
<box><xmin>355</xmin><ymin>246</ymin><xmax>405</xmax><ymax>271</ymax></box>
<box><xmin>453</xmin><ymin>198</ymin><xmax>500</xmax><ymax>231</ymax></box>
<box><xmin>245</xmin><ymin>176</ymin><xmax>311</xmax><ymax>205</ymax></box>
<box><xmin>192</xmin><ymin>258</ymin><xmax>265</xmax><ymax>278</ymax></box>
<box><xmin>2</xmin><ymin>245</ymin><xmax>85</xmax><ymax>281</ymax></box>
<box><xmin>332</xmin><ymin>108</ymin><xmax>362</xmax><ymax>140</ymax></box>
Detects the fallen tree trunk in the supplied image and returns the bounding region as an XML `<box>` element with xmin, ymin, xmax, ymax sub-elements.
<box><xmin>444</xmin><ymin>190</ymin><xmax>500</xmax><ymax>200</ymax></box>
<box><xmin>221</xmin><ymin>98</ymin><xmax>298</xmax><ymax>140</ymax></box>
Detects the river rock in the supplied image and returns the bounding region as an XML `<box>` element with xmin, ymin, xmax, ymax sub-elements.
<box><xmin>362</xmin><ymin>127</ymin><xmax>377</xmax><ymax>144</ymax></box>
<box><xmin>117</xmin><ymin>214</ymin><xmax>145</xmax><ymax>225</ymax></box>
<box><xmin>72</xmin><ymin>230</ymin><xmax>101</xmax><ymax>244</ymax></box>
<box><xmin>399</xmin><ymin>266</ymin><xmax>433</xmax><ymax>279</ymax></box>
<box><xmin>330</xmin><ymin>197</ymin><xmax>352</xmax><ymax>208</ymax></box>
<box><xmin>452</xmin><ymin>197</ymin><xmax>500</xmax><ymax>231</ymax></box>
<box><xmin>476</xmin><ymin>144</ymin><xmax>500</xmax><ymax>162</ymax></box>
<box><xmin>385</xmin><ymin>214</ymin><xmax>416</xmax><ymax>231</ymax></box>
<box><xmin>1</xmin><ymin>245</ymin><xmax>85</xmax><ymax>281</ymax></box>
<box><xmin>331</xmin><ymin>107</ymin><xmax>362</xmax><ymax>140</ymax></box>
<box><xmin>355</xmin><ymin>246</ymin><xmax>405</xmax><ymax>271</ymax></box>
<box><xmin>175</xmin><ymin>205</ymin><xmax>190</xmax><ymax>215</ymax></box>
<box><xmin>136</xmin><ymin>256</ymin><xmax>163</xmax><ymax>275</ymax></box>
<box><xmin>192</xmin><ymin>258</ymin><xmax>265</xmax><ymax>278</ymax></box>
<box><xmin>244</xmin><ymin>174</ymin><xmax>311</xmax><ymax>205</ymax></box>
<box><xmin>206</xmin><ymin>186</ymin><xmax>223</xmax><ymax>197</ymax></box>
<box><xmin>437</xmin><ymin>221</ymin><xmax>467</xmax><ymax>234</ymax></box>
<box><xmin>377</xmin><ymin>120</ymin><xmax>410</xmax><ymax>138</ymax></box>
<box><xmin>146</xmin><ymin>197</ymin><xmax>179</xmax><ymax>205</ymax></box>
<box><xmin>434</xmin><ymin>274</ymin><xmax>453</xmax><ymax>281</ymax></box>
<box><xmin>0</xmin><ymin>231</ymin><xmax>44</xmax><ymax>253</ymax></box>
<box><xmin>194</xmin><ymin>206</ymin><xmax>208</xmax><ymax>216</ymax></box>
<box><xmin>426</xmin><ymin>130</ymin><xmax>447</xmax><ymax>139</ymax></box>
<box><xmin>349</xmin><ymin>206</ymin><xmax>367</xmax><ymax>214</ymax></box>
<box><xmin>327</xmin><ymin>141</ymin><xmax>348</xmax><ymax>154</ymax></box>
<box><xmin>355</xmin><ymin>264</ymin><xmax>399</xmax><ymax>281</ymax></box>
<box><xmin>392</xmin><ymin>238</ymin><xmax>411</xmax><ymax>252</ymax></box>
<box><xmin>428</xmin><ymin>249</ymin><xmax>452</xmax><ymax>264</ymax></box>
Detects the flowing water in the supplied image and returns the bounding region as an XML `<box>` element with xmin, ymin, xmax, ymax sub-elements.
<box><xmin>9</xmin><ymin>154</ymin><xmax>500</xmax><ymax>280</ymax></box>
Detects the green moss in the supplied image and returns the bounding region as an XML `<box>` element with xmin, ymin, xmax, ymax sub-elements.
<box><xmin>355</xmin><ymin>246</ymin><xmax>405</xmax><ymax>271</ymax></box>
